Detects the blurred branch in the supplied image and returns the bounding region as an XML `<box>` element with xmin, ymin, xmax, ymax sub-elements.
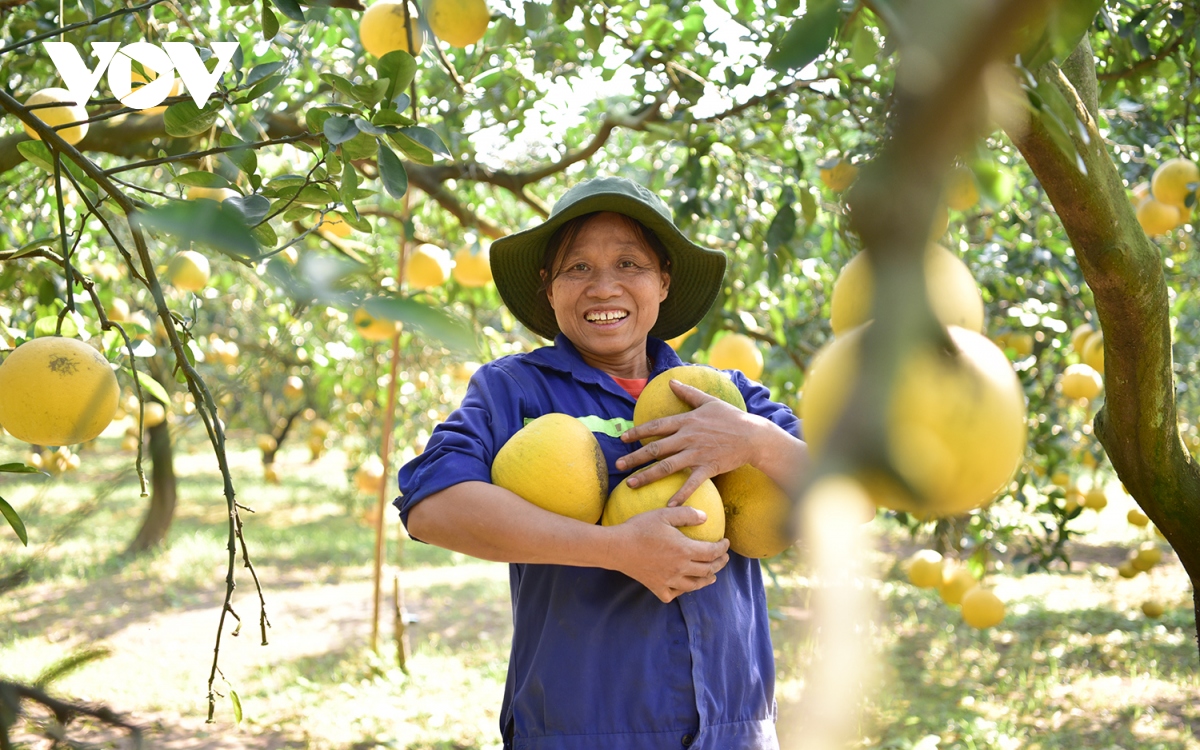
<box><xmin>0</xmin><ymin>680</ymin><xmax>143</xmax><ymax>749</ymax></box>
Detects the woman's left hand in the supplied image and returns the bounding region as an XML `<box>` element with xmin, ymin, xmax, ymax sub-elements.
<box><xmin>616</xmin><ymin>378</ymin><xmax>765</xmax><ymax>506</ymax></box>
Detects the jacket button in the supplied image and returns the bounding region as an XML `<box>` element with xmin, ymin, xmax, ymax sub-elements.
<box><xmin>681</xmin><ymin>734</ymin><xmax>694</xmax><ymax>747</ymax></box>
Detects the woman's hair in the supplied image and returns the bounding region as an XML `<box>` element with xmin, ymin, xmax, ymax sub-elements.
<box><xmin>538</xmin><ymin>212</ymin><xmax>671</xmax><ymax>296</ymax></box>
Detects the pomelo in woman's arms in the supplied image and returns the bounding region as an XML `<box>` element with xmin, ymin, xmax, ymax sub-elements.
<box><xmin>492</xmin><ymin>413</ymin><xmax>607</xmax><ymax>524</ymax></box>
<box><xmin>632</xmin><ymin>366</ymin><xmax>745</xmax><ymax>444</ymax></box>
<box><xmin>602</xmin><ymin>467</ymin><xmax>724</xmax><ymax>543</ymax></box>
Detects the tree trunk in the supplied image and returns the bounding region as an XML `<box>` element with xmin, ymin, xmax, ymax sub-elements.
<box><xmin>1008</xmin><ymin>38</ymin><xmax>1200</xmax><ymax>655</ymax></box>
<box><xmin>125</xmin><ymin>419</ymin><xmax>177</xmax><ymax>555</ymax></box>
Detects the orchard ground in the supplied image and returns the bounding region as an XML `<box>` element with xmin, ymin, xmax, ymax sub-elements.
<box><xmin>1</xmin><ymin>429</ymin><xmax>1198</xmax><ymax>749</ymax></box>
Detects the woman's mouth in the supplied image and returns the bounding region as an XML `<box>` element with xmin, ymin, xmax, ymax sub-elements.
<box><xmin>585</xmin><ymin>310</ymin><xmax>629</xmax><ymax>327</ymax></box>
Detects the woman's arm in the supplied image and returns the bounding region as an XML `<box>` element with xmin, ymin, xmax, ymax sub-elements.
<box><xmin>408</xmin><ymin>480</ymin><xmax>731</xmax><ymax>603</ymax></box>
<box><xmin>616</xmin><ymin>378</ymin><xmax>810</xmax><ymax>504</ymax></box>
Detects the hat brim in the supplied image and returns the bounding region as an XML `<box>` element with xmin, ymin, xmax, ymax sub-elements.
<box><xmin>489</xmin><ymin>192</ymin><xmax>727</xmax><ymax>341</ymax></box>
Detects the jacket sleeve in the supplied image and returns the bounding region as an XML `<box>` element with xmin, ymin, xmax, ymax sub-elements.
<box><xmin>395</xmin><ymin>362</ymin><xmax>527</xmax><ymax>541</ymax></box>
<box><xmin>725</xmin><ymin>369</ymin><xmax>803</xmax><ymax>441</ymax></box>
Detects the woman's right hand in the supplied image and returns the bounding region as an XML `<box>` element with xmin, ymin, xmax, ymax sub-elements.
<box><xmin>606</xmin><ymin>507</ymin><xmax>730</xmax><ymax>603</ymax></box>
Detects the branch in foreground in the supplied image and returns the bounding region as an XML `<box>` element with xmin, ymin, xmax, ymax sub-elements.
<box><xmin>0</xmin><ymin>680</ymin><xmax>144</xmax><ymax>750</ymax></box>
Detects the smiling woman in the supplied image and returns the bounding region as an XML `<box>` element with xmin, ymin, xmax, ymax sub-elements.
<box><xmin>395</xmin><ymin>175</ymin><xmax>810</xmax><ymax>749</ymax></box>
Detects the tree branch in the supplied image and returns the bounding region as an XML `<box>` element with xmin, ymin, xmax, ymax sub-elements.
<box><xmin>1096</xmin><ymin>35</ymin><xmax>1186</xmax><ymax>82</ymax></box>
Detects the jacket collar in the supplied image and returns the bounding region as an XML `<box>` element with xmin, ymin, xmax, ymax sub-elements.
<box><xmin>523</xmin><ymin>334</ymin><xmax>685</xmax><ymax>401</ymax></box>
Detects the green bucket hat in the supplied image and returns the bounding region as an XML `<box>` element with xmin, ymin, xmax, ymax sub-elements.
<box><xmin>489</xmin><ymin>176</ymin><xmax>728</xmax><ymax>341</ymax></box>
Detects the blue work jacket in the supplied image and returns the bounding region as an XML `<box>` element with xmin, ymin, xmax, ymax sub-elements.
<box><xmin>396</xmin><ymin>334</ymin><xmax>801</xmax><ymax>750</ymax></box>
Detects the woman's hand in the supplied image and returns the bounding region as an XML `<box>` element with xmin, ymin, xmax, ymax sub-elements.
<box><xmin>605</xmin><ymin>505</ymin><xmax>731</xmax><ymax>603</ymax></box>
<box><xmin>616</xmin><ymin>379</ymin><xmax>769</xmax><ymax>506</ymax></box>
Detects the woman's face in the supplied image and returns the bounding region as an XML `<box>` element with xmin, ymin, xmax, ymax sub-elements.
<box><xmin>545</xmin><ymin>212</ymin><xmax>670</xmax><ymax>367</ymax></box>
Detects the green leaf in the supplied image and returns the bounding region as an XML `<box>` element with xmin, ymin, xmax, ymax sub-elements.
<box><xmin>34</xmin><ymin>315</ymin><xmax>78</xmax><ymax>338</ymax></box>
<box><xmin>175</xmin><ymin>171</ymin><xmax>232</xmax><ymax>188</ymax></box>
<box><xmin>340</xmin><ymin>159</ymin><xmax>360</xmax><ymax>220</ymax></box>
<box><xmin>390</xmin><ymin>126</ymin><xmax>450</xmax><ymax>165</ymax></box>
<box><xmin>134</xmin><ymin>370</ymin><xmax>171</xmax><ymax>405</ymax></box>
<box><xmin>164</xmin><ymin>100</ymin><xmax>221</xmax><ymax>137</ymax></box>
<box><xmin>379</xmin><ymin>51</ymin><xmax>418</xmax><ymax>104</ymax></box>
<box><xmin>219</xmin><ymin>134</ymin><xmax>259</xmax><ymax>177</ymax></box>
<box><xmin>323</xmin><ymin>116</ymin><xmax>360</xmax><ymax>145</ymax></box>
<box><xmin>252</xmin><ymin>222</ymin><xmax>278</xmax><ymax>247</ymax></box>
<box><xmin>234</xmin><ymin>73</ymin><xmax>286</xmax><ymax>105</ymax></box>
<box><xmin>132</xmin><ymin>201</ymin><xmax>259</xmax><ymax>259</ymax></box>
<box><xmin>1021</xmin><ymin>0</ymin><xmax>1103</xmax><ymax>69</ymax></box>
<box><xmin>231</xmin><ymin>689</ymin><xmax>244</xmax><ymax>724</ymax></box>
<box><xmin>376</xmin><ymin>141</ymin><xmax>409</xmax><ymax>199</ymax></box>
<box><xmin>16</xmin><ymin>140</ymin><xmax>54</xmax><ymax>172</ymax></box>
<box><xmin>372</xmin><ymin>109</ymin><xmax>415</xmax><ymax>127</ymax></box>
<box><xmin>9</xmin><ymin>235</ymin><xmax>59</xmax><ymax>260</ymax></box>
<box><xmin>0</xmin><ymin>463</ymin><xmax>43</xmax><ymax>474</ymax></box>
<box><xmin>341</xmin><ymin>132</ymin><xmax>379</xmax><ymax>161</ymax></box>
<box><xmin>270</xmin><ymin>0</ymin><xmax>305</xmax><ymax>22</ymax></box>
<box><xmin>364</xmin><ymin>295</ymin><xmax>478</xmax><ymax>356</ymax></box>
<box><xmin>261</xmin><ymin>2</ymin><xmax>279</xmax><ymax>40</ymax></box>
<box><xmin>351</xmin><ymin>80</ymin><xmax>391</xmax><ymax>108</ymax></box>
<box><xmin>766</xmin><ymin>0</ymin><xmax>842</xmax><ymax>73</ymax></box>
<box><xmin>320</xmin><ymin>73</ymin><xmax>358</xmax><ymax>100</ymax></box>
<box><xmin>1</xmin><ymin>496</ymin><xmax>28</xmax><ymax>546</ymax></box>
<box><xmin>34</xmin><ymin>646</ymin><xmax>111</xmax><ymax>689</ymax></box>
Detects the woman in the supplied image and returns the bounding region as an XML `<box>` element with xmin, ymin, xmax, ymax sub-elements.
<box><xmin>397</xmin><ymin>175</ymin><xmax>809</xmax><ymax>749</ymax></box>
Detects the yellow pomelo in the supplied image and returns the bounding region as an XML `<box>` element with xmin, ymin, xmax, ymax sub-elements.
<box><xmin>1006</xmin><ymin>332</ymin><xmax>1034</xmax><ymax>358</ymax></box>
<box><xmin>713</xmin><ymin>464</ymin><xmax>792</xmax><ymax>558</ymax></box>
<box><xmin>664</xmin><ymin>327</ymin><xmax>697</xmax><ymax>350</ymax></box>
<box><xmin>633</xmin><ymin>365</ymin><xmax>746</xmax><ymax>444</ymax></box>
<box><xmin>1137</xmin><ymin>197</ymin><xmax>1182</xmax><ymax>236</ymax></box>
<box><xmin>1127</xmin><ymin>508</ymin><xmax>1149</xmax><ymax>527</ymax></box>
<box><xmin>284</xmin><ymin>375</ymin><xmax>304</xmax><ymax>400</ymax></box>
<box><xmin>801</xmin><ymin>324</ymin><xmax>1026</xmax><ymax>516</ymax></box>
<box><xmin>107</xmin><ymin>298</ymin><xmax>131</xmax><ymax>322</ymax></box>
<box><xmin>316</xmin><ymin>211</ymin><xmax>353</xmax><ymax>238</ymax></box>
<box><xmin>120</xmin><ymin>434</ymin><xmax>140</xmax><ymax>451</ymax></box>
<box><xmin>708</xmin><ymin>333</ymin><xmax>764</xmax><ymax>381</ymax></box>
<box><xmin>1141</xmin><ymin>600</ymin><xmax>1166</xmax><ymax>619</ymax></box>
<box><xmin>167</xmin><ymin>250</ymin><xmax>210</xmax><ymax>291</ymax></box>
<box><xmin>938</xmin><ymin>567</ymin><xmax>977</xmax><ymax>606</ymax></box>
<box><xmin>451</xmin><ymin>361</ymin><xmax>481</xmax><ymax>383</ymax></box>
<box><xmin>819</xmin><ymin>159</ymin><xmax>858</xmax><ymax>192</ymax></box>
<box><xmin>829</xmin><ymin>244</ymin><xmax>984</xmax><ymax>335</ymax></box>
<box><xmin>1069</xmin><ymin>323</ymin><xmax>1094</xmax><ymax>353</ymax></box>
<box><xmin>360</xmin><ymin>0</ymin><xmax>425</xmax><ymax>57</ymax></box>
<box><xmin>353</xmin><ymin>307</ymin><xmax>401</xmax><ymax>341</ymax></box>
<box><xmin>1060</xmin><ymin>363</ymin><xmax>1102</xmax><ymax>401</ymax></box>
<box><xmin>492</xmin><ymin>413</ymin><xmax>607</xmax><ymax>523</ymax></box>
<box><xmin>1117</xmin><ymin>560</ymin><xmax>1139</xmax><ymax>579</ymax></box>
<box><xmin>355</xmin><ymin>457</ymin><xmax>386</xmax><ymax>494</ymax></box>
<box><xmin>257</xmin><ymin>434</ymin><xmax>278</xmax><ymax>453</ymax></box>
<box><xmin>1150</xmin><ymin>157</ymin><xmax>1199</xmax><ymax>209</ymax></box>
<box><xmin>186</xmin><ymin>185</ymin><xmax>238</xmax><ymax>203</ymax></box>
<box><xmin>906</xmin><ymin>549</ymin><xmax>943</xmax><ymax>589</ymax></box>
<box><xmin>1084</xmin><ymin>486</ymin><xmax>1108</xmax><ymax>510</ymax></box>
<box><xmin>1131</xmin><ymin>542</ymin><xmax>1162</xmax><ymax>571</ymax></box>
<box><xmin>22</xmin><ymin>87</ymin><xmax>89</xmax><ymax>146</ymax></box>
<box><xmin>140</xmin><ymin>400</ymin><xmax>166</xmax><ymax>428</ymax></box>
<box><xmin>406</xmin><ymin>243</ymin><xmax>453</xmax><ymax>290</ymax></box>
<box><xmin>945</xmin><ymin>166</ymin><xmax>979</xmax><ymax>212</ymax></box>
<box><xmin>129</xmin><ymin>69</ymin><xmax>183</xmax><ymax>115</ymax></box>
<box><xmin>960</xmin><ymin>587</ymin><xmax>1005</xmax><ymax>628</ymax></box>
<box><xmin>602</xmin><ymin>467</ymin><xmax>724</xmax><ymax>542</ymax></box>
<box><xmin>264</xmin><ymin>464</ymin><xmax>281</xmax><ymax>485</ymax></box>
<box><xmin>452</xmin><ymin>247</ymin><xmax>493</xmax><ymax>287</ymax></box>
<box><xmin>0</xmin><ymin>337</ymin><xmax>120</xmax><ymax>446</ymax></box>
<box><xmin>1081</xmin><ymin>331</ymin><xmax>1104</xmax><ymax>374</ymax></box>
<box><xmin>427</xmin><ymin>0</ymin><xmax>491</xmax><ymax>47</ymax></box>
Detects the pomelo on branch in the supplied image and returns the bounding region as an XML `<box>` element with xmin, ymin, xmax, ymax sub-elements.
<box><xmin>818</xmin><ymin>159</ymin><xmax>858</xmax><ymax>192</ymax></box>
<box><xmin>264</xmin><ymin>464</ymin><xmax>281</xmax><ymax>485</ymax></box>
<box><xmin>1127</xmin><ymin>508</ymin><xmax>1150</xmax><ymax>527</ymax></box>
<box><xmin>355</xmin><ymin>457</ymin><xmax>386</xmax><ymax>494</ymax></box>
<box><xmin>353</xmin><ymin>307</ymin><xmax>401</xmax><ymax>341</ymax></box>
<box><xmin>713</xmin><ymin>464</ymin><xmax>793</xmax><ymax>558</ymax></box>
<box><xmin>707</xmin><ymin>333</ymin><xmax>764</xmax><ymax>381</ymax></box>
<box><xmin>1131</xmin><ymin>542</ymin><xmax>1162</xmax><ymax>571</ymax></box>
<box><xmin>22</xmin><ymin>87</ymin><xmax>89</xmax><ymax>146</ymax></box>
<box><xmin>938</xmin><ymin>566</ymin><xmax>977</xmax><ymax>606</ymax></box>
<box><xmin>1059</xmin><ymin>363</ymin><xmax>1102</xmax><ymax>401</ymax></box>
<box><xmin>426</xmin><ymin>0</ymin><xmax>491</xmax><ymax>47</ymax></box>
<box><xmin>1069</xmin><ymin>322</ymin><xmax>1094</xmax><ymax>353</ymax></box>
<box><xmin>360</xmin><ymin>0</ymin><xmax>424</xmax><ymax>57</ymax></box>
<box><xmin>167</xmin><ymin>250</ymin><xmax>210</xmax><ymax>291</ymax></box>
<box><xmin>452</xmin><ymin>246</ymin><xmax>493</xmax><ymax>287</ymax></box>
<box><xmin>139</xmin><ymin>400</ymin><xmax>166</xmax><ymax>428</ymax></box>
<box><xmin>107</xmin><ymin>298</ymin><xmax>130</xmax><ymax>322</ymax></box>
<box><xmin>602</xmin><ymin>466</ymin><xmax>725</xmax><ymax>543</ymax></box>
<box><xmin>1084</xmin><ymin>486</ymin><xmax>1108</xmax><ymax>511</ymax></box>
<box><xmin>829</xmin><ymin>244</ymin><xmax>985</xmax><ymax>335</ymax></box>
<box><xmin>0</xmin><ymin>336</ymin><xmax>120</xmax><ymax>446</ymax></box>
<box><xmin>800</xmin><ymin>324</ymin><xmax>1026</xmax><ymax>516</ymax></box>
<box><xmin>129</xmin><ymin>69</ymin><xmax>183</xmax><ymax>115</ymax></box>
<box><xmin>1117</xmin><ymin>560</ymin><xmax>1139</xmax><ymax>579</ymax></box>
<box><xmin>905</xmin><ymin>549</ymin><xmax>944</xmax><ymax>589</ymax></box>
<box><xmin>945</xmin><ymin>166</ymin><xmax>979</xmax><ymax>212</ymax></box>
<box><xmin>492</xmin><ymin>413</ymin><xmax>607</xmax><ymax>523</ymax></box>
<box><xmin>632</xmin><ymin>365</ymin><xmax>746</xmax><ymax>444</ymax></box>
<box><xmin>1150</xmin><ymin>157</ymin><xmax>1199</xmax><ymax>209</ymax></box>
<box><xmin>1141</xmin><ymin>600</ymin><xmax>1166</xmax><ymax>619</ymax></box>
<box><xmin>1130</xmin><ymin>181</ymin><xmax>1151</xmax><ymax>206</ymax></box>
<box><xmin>960</xmin><ymin>587</ymin><xmax>1005</xmax><ymax>629</ymax></box>
<box><xmin>257</xmin><ymin>434</ymin><xmax>278</xmax><ymax>453</ymax></box>
<box><xmin>1136</xmin><ymin>197</ymin><xmax>1182</xmax><ymax>236</ymax></box>
<box><xmin>316</xmin><ymin>211</ymin><xmax>354</xmax><ymax>238</ymax></box>
<box><xmin>406</xmin><ymin>243</ymin><xmax>453</xmax><ymax>290</ymax></box>
<box><xmin>664</xmin><ymin>327</ymin><xmax>697</xmax><ymax>351</ymax></box>
<box><xmin>1081</xmin><ymin>331</ymin><xmax>1104</xmax><ymax>374</ymax></box>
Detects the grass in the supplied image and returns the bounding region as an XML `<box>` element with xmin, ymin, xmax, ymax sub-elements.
<box><xmin>2</xmin><ymin>430</ymin><xmax>1198</xmax><ymax>749</ymax></box>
